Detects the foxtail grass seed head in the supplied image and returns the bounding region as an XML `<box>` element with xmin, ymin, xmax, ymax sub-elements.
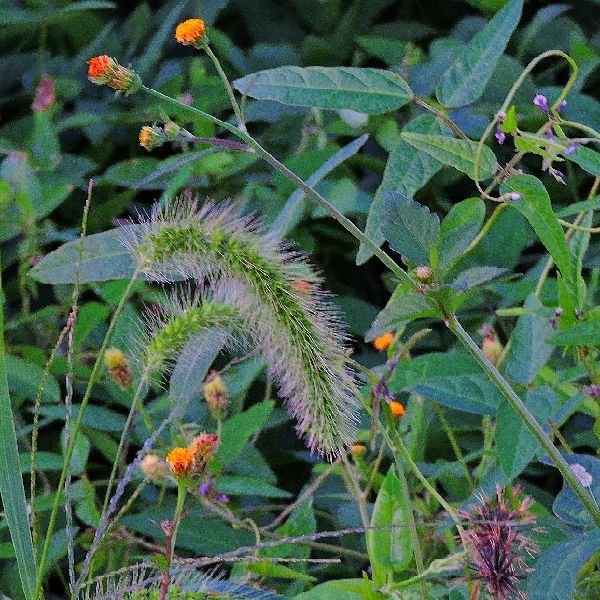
<box><xmin>139</xmin><ymin>454</ymin><xmax>170</xmax><ymax>480</ymax></box>
<box><xmin>139</xmin><ymin>125</ymin><xmax>164</xmax><ymax>151</ymax></box>
<box><xmin>124</xmin><ymin>199</ymin><xmax>357</xmax><ymax>458</ymax></box>
<box><xmin>166</xmin><ymin>447</ymin><xmax>194</xmax><ymax>477</ymax></box>
<box><xmin>87</xmin><ymin>55</ymin><xmax>141</xmax><ymax>95</ymax></box>
<box><xmin>389</xmin><ymin>401</ymin><xmax>405</xmax><ymax>418</ymax></box>
<box><xmin>458</xmin><ymin>485</ymin><xmax>537</xmax><ymax>600</ymax></box>
<box><xmin>104</xmin><ymin>347</ymin><xmax>133</xmax><ymax>388</ymax></box>
<box><xmin>203</xmin><ymin>371</ymin><xmax>229</xmax><ymax>419</ymax></box>
<box><xmin>175</xmin><ymin>18</ymin><xmax>206</xmax><ymax>47</ymax></box>
<box><xmin>373</xmin><ymin>332</ymin><xmax>394</xmax><ymax>351</ymax></box>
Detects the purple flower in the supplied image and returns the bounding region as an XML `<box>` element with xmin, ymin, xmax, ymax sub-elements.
<box><xmin>533</xmin><ymin>94</ymin><xmax>549</xmax><ymax>113</ymax></box>
<box><xmin>557</xmin><ymin>100</ymin><xmax>567</xmax><ymax>113</ymax></box>
<box><xmin>571</xmin><ymin>463</ymin><xmax>592</xmax><ymax>488</ymax></box>
<box><xmin>587</xmin><ymin>384</ymin><xmax>600</xmax><ymax>398</ymax></box>
<box><xmin>564</xmin><ymin>143</ymin><xmax>578</xmax><ymax>155</ymax></box>
<box><xmin>495</xmin><ymin>128</ymin><xmax>506</xmax><ymax>145</ymax></box>
<box><xmin>509</xmin><ymin>193</ymin><xmax>521</xmax><ymax>201</ymax></box>
<box><xmin>555</xmin><ymin>307</ymin><xmax>563</xmax><ymax>317</ymax></box>
<box><xmin>545</xmin><ymin>129</ymin><xmax>554</xmax><ymax>141</ymax></box>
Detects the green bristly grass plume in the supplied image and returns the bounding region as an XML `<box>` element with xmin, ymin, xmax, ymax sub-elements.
<box><xmin>125</xmin><ymin>199</ymin><xmax>357</xmax><ymax>458</ymax></box>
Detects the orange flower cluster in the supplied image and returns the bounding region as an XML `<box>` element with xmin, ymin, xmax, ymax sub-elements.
<box><xmin>166</xmin><ymin>432</ymin><xmax>220</xmax><ymax>477</ymax></box>
<box><xmin>389</xmin><ymin>401</ymin><xmax>405</xmax><ymax>419</ymax></box>
<box><xmin>87</xmin><ymin>55</ymin><xmax>141</xmax><ymax>95</ymax></box>
<box><xmin>166</xmin><ymin>447</ymin><xmax>195</xmax><ymax>476</ymax></box>
<box><xmin>373</xmin><ymin>332</ymin><xmax>393</xmax><ymax>351</ymax></box>
<box><xmin>175</xmin><ymin>18</ymin><xmax>206</xmax><ymax>46</ymax></box>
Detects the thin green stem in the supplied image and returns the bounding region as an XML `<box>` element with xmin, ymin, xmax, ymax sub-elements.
<box><xmin>463</xmin><ymin>203</ymin><xmax>508</xmax><ymax>257</ymax></box>
<box><xmin>33</xmin><ymin>266</ymin><xmax>142</xmax><ymax>600</ymax></box>
<box><xmin>558</xmin><ymin>219</ymin><xmax>600</xmax><ymax>233</ymax></box>
<box><xmin>169</xmin><ymin>482</ymin><xmax>187</xmax><ymax>564</ymax></box>
<box><xmin>414</xmin><ymin>96</ymin><xmax>467</xmax><ymax>139</ymax></box>
<box><xmin>447</xmin><ymin>314</ymin><xmax>600</xmax><ymax>527</ymax></box>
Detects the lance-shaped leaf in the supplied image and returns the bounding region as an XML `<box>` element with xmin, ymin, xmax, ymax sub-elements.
<box><xmin>436</xmin><ymin>0</ymin><xmax>524</xmax><ymax>107</ymax></box>
<box><xmin>233</xmin><ymin>66</ymin><xmax>413</xmax><ymax>114</ymax></box>
<box><xmin>401</xmin><ymin>133</ymin><xmax>498</xmax><ymax>180</ymax></box>
<box><xmin>382</xmin><ymin>192</ymin><xmax>440</xmax><ymax>265</ymax></box>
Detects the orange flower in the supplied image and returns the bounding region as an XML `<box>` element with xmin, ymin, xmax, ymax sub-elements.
<box><xmin>390</xmin><ymin>401</ymin><xmax>405</xmax><ymax>419</ymax></box>
<box><xmin>350</xmin><ymin>443</ymin><xmax>366</xmax><ymax>457</ymax></box>
<box><xmin>87</xmin><ymin>55</ymin><xmax>141</xmax><ymax>95</ymax></box>
<box><xmin>175</xmin><ymin>19</ymin><xmax>206</xmax><ymax>46</ymax></box>
<box><xmin>373</xmin><ymin>332</ymin><xmax>394</xmax><ymax>351</ymax></box>
<box><xmin>166</xmin><ymin>447</ymin><xmax>194</xmax><ymax>476</ymax></box>
<box><xmin>139</xmin><ymin>125</ymin><xmax>163</xmax><ymax>151</ymax></box>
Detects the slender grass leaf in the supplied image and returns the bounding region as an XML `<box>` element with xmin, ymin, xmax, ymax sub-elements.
<box><xmin>501</xmin><ymin>175</ymin><xmax>573</xmax><ymax>280</ymax></box>
<box><xmin>382</xmin><ymin>192</ymin><xmax>440</xmax><ymax>265</ymax></box>
<box><xmin>233</xmin><ymin>67</ymin><xmax>413</xmax><ymax>114</ymax></box>
<box><xmin>367</xmin><ymin>467</ymin><xmax>412</xmax><ymax>586</ymax></box>
<box><xmin>358</xmin><ymin>115</ymin><xmax>446</xmax><ymax>265</ymax></box>
<box><xmin>401</xmin><ymin>133</ymin><xmax>498</xmax><ymax>180</ymax></box>
<box><xmin>556</xmin><ymin>195</ymin><xmax>600</xmax><ymax>218</ymax></box>
<box><xmin>435</xmin><ymin>0</ymin><xmax>524</xmax><ymax>107</ymax></box>
<box><xmin>0</xmin><ymin>269</ymin><xmax>37</xmax><ymax>600</ymax></box>
<box><xmin>527</xmin><ymin>530</ymin><xmax>600</xmax><ymax>600</ymax></box>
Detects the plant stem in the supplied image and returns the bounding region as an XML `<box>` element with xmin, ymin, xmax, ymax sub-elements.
<box><xmin>447</xmin><ymin>314</ymin><xmax>600</xmax><ymax>527</ymax></box>
<box><xmin>33</xmin><ymin>266</ymin><xmax>142</xmax><ymax>600</ymax></box>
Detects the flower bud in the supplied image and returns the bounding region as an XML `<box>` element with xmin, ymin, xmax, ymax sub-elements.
<box><xmin>139</xmin><ymin>125</ymin><xmax>164</xmax><ymax>151</ymax></box>
<box><xmin>350</xmin><ymin>443</ymin><xmax>367</xmax><ymax>458</ymax></box>
<box><xmin>415</xmin><ymin>266</ymin><xmax>432</xmax><ymax>282</ymax></box>
<box><xmin>175</xmin><ymin>19</ymin><xmax>206</xmax><ymax>47</ymax></box>
<box><xmin>373</xmin><ymin>332</ymin><xmax>393</xmax><ymax>351</ymax></box>
<box><xmin>166</xmin><ymin>447</ymin><xmax>195</xmax><ymax>477</ymax></box>
<box><xmin>482</xmin><ymin>334</ymin><xmax>503</xmax><ymax>366</ymax></box>
<box><xmin>104</xmin><ymin>347</ymin><xmax>133</xmax><ymax>388</ymax></box>
<box><xmin>389</xmin><ymin>401</ymin><xmax>405</xmax><ymax>419</ymax></box>
<box><xmin>87</xmin><ymin>55</ymin><xmax>141</xmax><ymax>95</ymax></box>
<box><xmin>189</xmin><ymin>432</ymin><xmax>219</xmax><ymax>464</ymax></box>
<box><xmin>32</xmin><ymin>75</ymin><xmax>55</xmax><ymax>112</ymax></box>
<box><xmin>140</xmin><ymin>454</ymin><xmax>170</xmax><ymax>479</ymax></box>
<box><xmin>203</xmin><ymin>372</ymin><xmax>229</xmax><ymax>419</ymax></box>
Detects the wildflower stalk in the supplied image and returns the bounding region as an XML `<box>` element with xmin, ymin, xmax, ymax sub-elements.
<box><xmin>139</xmin><ymin>59</ymin><xmax>600</xmax><ymax>524</ymax></box>
<box><xmin>33</xmin><ymin>266</ymin><xmax>143</xmax><ymax>600</ymax></box>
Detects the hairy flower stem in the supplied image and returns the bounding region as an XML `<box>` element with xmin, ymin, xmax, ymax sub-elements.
<box><xmin>33</xmin><ymin>266</ymin><xmax>143</xmax><ymax>600</ymax></box>
<box><xmin>160</xmin><ymin>482</ymin><xmax>187</xmax><ymax>600</ymax></box>
<box><xmin>141</xmin><ymin>83</ymin><xmax>600</xmax><ymax>525</ymax></box>
<box><xmin>448</xmin><ymin>315</ymin><xmax>600</xmax><ymax>527</ymax></box>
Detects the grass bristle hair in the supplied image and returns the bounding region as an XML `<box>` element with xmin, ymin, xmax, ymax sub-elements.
<box><xmin>123</xmin><ymin>198</ymin><xmax>358</xmax><ymax>458</ymax></box>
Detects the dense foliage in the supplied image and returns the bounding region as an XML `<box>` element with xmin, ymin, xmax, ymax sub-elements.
<box><xmin>1</xmin><ymin>1</ymin><xmax>600</xmax><ymax>599</ymax></box>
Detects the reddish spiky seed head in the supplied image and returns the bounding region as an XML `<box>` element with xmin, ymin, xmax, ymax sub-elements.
<box><xmin>189</xmin><ymin>432</ymin><xmax>219</xmax><ymax>463</ymax></box>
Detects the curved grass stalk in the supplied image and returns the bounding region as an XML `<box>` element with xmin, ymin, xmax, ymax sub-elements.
<box><xmin>125</xmin><ymin>201</ymin><xmax>358</xmax><ymax>457</ymax></box>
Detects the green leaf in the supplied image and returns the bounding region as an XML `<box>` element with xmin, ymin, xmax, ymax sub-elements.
<box><xmin>219</xmin><ymin>401</ymin><xmax>275</xmax><ymax>464</ymax></box>
<box><xmin>61</xmin><ymin>428</ymin><xmax>90</xmax><ymax>476</ymax></box>
<box><xmin>503</xmin><ymin>294</ymin><xmax>554</xmax><ymax>384</ymax></box>
<box><xmin>294</xmin><ymin>579</ymin><xmax>377</xmax><ymax>600</ymax></box>
<box><xmin>215</xmin><ymin>475</ymin><xmax>292</xmax><ymax>498</ymax></box>
<box><xmin>382</xmin><ymin>192</ymin><xmax>440</xmax><ymax>265</ymax></box>
<box><xmin>33</xmin><ymin>404</ymin><xmax>127</xmax><ymax>432</ymax></box>
<box><xmin>549</xmin><ymin>318</ymin><xmax>600</xmax><ymax>346</ymax></box>
<box><xmin>502</xmin><ymin>175</ymin><xmax>573</xmax><ymax>280</ymax></box>
<box><xmin>500</xmin><ymin>106</ymin><xmax>518</xmax><ymax>133</ymax></box>
<box><xmin>390</xmin><ymin>352</ymin><xmax>502</xmax><ymax>415</ymax></box>
<box><xmin>435</xmin><ymin>0</ymin><xmax>524</xmax><ymax>107</ymax></box>
<box><xmin>367</xmin><ymin>467</ymin><xmax>412</xmax><ymax>586</ymax></box>
<box><xmin>401</xmin><ymin>133</ymin><xmax>498</xmax><ymax>180</ymax></box>
<box><xmin>556</xmin><ymin>195</ymin><xmax>600</xmax><ymax>218</ymax></box>
<box><xmin>564</xmin><ymin>145</ymin><xmax>600</xmax><ymax>178</ymax></box>
<box><xmin>527</xmin><ymin>530</ymin><xmax>600</xmax><ymax>600</ymax></box>
<box><xmin>358</xmin><ymin>115</ymin><xmax>445</xmax><ymax>265</ymax></box>
<box><xmin>5</xmin><ymin>355</ymin><xmax>60</xmax><ymax>405</ymax></box>
<box><xmin>0</xmin><ymin>272</ymin><xmax>37</xmax><ymax>599</ymax></box>
<box><xmin>263</xmin><ymin>500</ymin><xmax>316</xmax><ymax>560</ymax></box>
<box><xmin>496</xmin><ymin>387</ymin><xmax>557</xmax><ymax>479</ymax></box>
<box><xmin>246</xmin><ymin>560</ymin><xmax>316</xmax><ymax>582</ymax></box>
<box><xmin>29</xmin><ymin>228</ymin><xmax>137</xmax><ymax>284</ymax></box>
<box><xmin>233</xmin><ymin>67</ymin><xmax>413</xmax><ymax>114</ymax></box>
<box><xmin>450</xmin><ymin>265</ymin><xmax>506</xmax><ymax>292</ymax></box>
<box><xmin>439</xmin><ymin>198</ymin><xmax>486</xmax><ymax>269</ymax></box>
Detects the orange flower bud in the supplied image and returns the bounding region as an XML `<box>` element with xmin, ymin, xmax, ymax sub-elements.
<box><xmin>166</xmin><ymin>447</ymin><xmax>195</xmax><ymax>476</ymax></box>
<box><xmin>104</xmin><ymin>347</ymin><xmax>133</xmax><ymax>388</ymax></box>
<box><xmin>351</xmin><ymin>443</ymin><xmax>367</xmax><ymax>457</ymax></box>
<box><xmin>415</xmin><ymin>266</ymin><xmax>432</xmax><ymax>281</ymax></box>
<box><xmin>390</xmin><ymin>401</ymin><xmax>405</xmax><ymax>418</ymax></box>
<box><xmin>87</xmin><ymin>55</ymin><xmax>141</xmax><ymax>95</ymax></box>
<box><xmin>203</xmin><ymin>372</ymin><xmax>228</xmax><ymax>419</ymax></box>
<box><xmin>482</xmin><ymin>335</ymin><xmax>503</xmax><ymax>366</ymax></box>
<box><xmin>175</xmin><ymin>19</ymin><xmax>206</xmax><ymax>46</ymax></box>
<box><xmin>139</xmin><ymin>125</ymin><xmax>164</xmax><ymax>151</ymax></box>
<box><xmin>189</xmin><ymin>432</ymin><xmax>219</xmax><ymax>463</ymax></box>
<box><xmin>373</xmin><ymin>332</ymin><xmax>394</xmax><ymax>351</ymax></box>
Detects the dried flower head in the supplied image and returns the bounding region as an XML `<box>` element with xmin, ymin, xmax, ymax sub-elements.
<box><xmin>175</xmin><ymin>18</ymin><xmax>206</xmax><ymax>46</ymax></box>
<box><xmin>415</xmin><ymin>266</ymin><xmax>432</xmax><ymax>281</ymax></box>
<box><xmin>103</xmin><ymin>347</ymin><xmax>133</xmax><ymax>387</ymax></box>
<box><xmin>189</xmin><ymin>432</ymin><xmax>219</xmax><ymax>464</ymax></box>
<box><xmin>166</xmin><ymin>447</ymin><xmax>195</xmax><ymax>476</ymax></box>
<box><xmin>87</xmin><ymin>55</ymin><xmax>141</xmax><ymax>95</ymax></box>
<box><xmin>373</xmin><ymin>332</ymin><xmax>394</xmax><ymax>351</ymax></box>
<box><xmin>458</xmin><ymin>485</ymin><xmax>537</xmax><ymax>600</ymax></box>
<box><xmin>139</xmin><ymin>125</ymin><xmax>164</xmax><ymax>151</ymax></box>
<box><xmin>32</xmin><ymin>75</ymin><xmax>55</xmax><ymax>112</ymax></box>
<box><xmin>203</xmin><ymin>371</ymin><xmax>229</xmax><ymax>419</ymax></box>
<box><xmin>389</xmin><ymin>401</ymin><xmax>405</xmax><ymax>418</ymax></box>
<box><xmin>139</xmin><ymin>454</ymin><xmax>170</xmax><ymax>479</ymax></box>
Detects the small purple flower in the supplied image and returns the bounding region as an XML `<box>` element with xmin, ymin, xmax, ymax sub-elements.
<box><xmin>495</xmin><ymin>128</ymin><xmax>506</xmax><ymax>145</ymax></box>
<box><xmin>545</xmin><ymin>129</ymin><xmax>554</xmax><ymax>141</ymax></box>
<box><xmin>533</xmin><ymin>94</ymin><xmax>549</xmax><ymax>113</ymax></box>
<box><xmin>509</xmin><ymin>193</ymin><xmax>521</xmax><ymax>201</ymax></box>
<box><xmin>550</xmin><ymin>168</ymin><xmax>566</xmax><ymax>185</ymax></box>
<box><xmin>555</xmin><ymin>307</ymin><xmax>563</xmax><ymax>317</ymax></box>
<box><xmin>571</xmin><ymin>463</ymin><xmax>593</xmax><ymax>488</ymax></box>
<box><xmin>549</xmin><ymin>316</ymin><xmax>558</xmax><ymax>330</ymax></box>
<box><xmin>587</xmin><ymin>384</ymin><xmax>600</xmax><ymax>398</ymax></box>
<box><xmin>564</xmin><ymin>143</ymin><xmax>578</xmax><ymax>155</ymax></box>
<box><xmin>215</xmin><ymin>492</ymin><xmax>229</xmax><ymax>503</ymax></box>
<box><xmin>557</xmin><ymin>100</ymin><xmax>567</xmax><ymax>113</ymax></box>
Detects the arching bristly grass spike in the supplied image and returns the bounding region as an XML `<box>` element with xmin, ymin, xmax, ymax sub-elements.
<box><xmin>123</xmin><ymin>198</ymin><xmax>358</xmax><ymax>458</ymax></box>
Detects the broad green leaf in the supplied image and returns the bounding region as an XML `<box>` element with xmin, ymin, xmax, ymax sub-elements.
<box><xmin>367</xmin><ymin>467</ymin><xmax>412</xmax><ymax>585</ymax></box>
<box><xmin>18</xmin><ymin>452</ymin><xmax>63</xmax><ymax>473</ymax></box>
<box><xmin>33</xmin><ymin>404</ymin><xmax>127</xmax><ymax>432</ymax></box>
<box><xmin>527</xmin><ymin>530</ymin><xmax>600</xmax><ymax>600</ymax></box>
<box><xmin>401</xmin><ymin>133</ymin><xmax>498</xmax><ymax>180</ymax></box>
<box><xmin>219</xmin><ymin>401</ymin><xmax>275</xmax><ymax>464</ymax></box>
<box><xmin>5</xmin><ymin>355</ymin><xmax>60</xmax><ymax>405</ymax></box>
<box><xmin>496</xmin><ymin>387</ymin><xmax>557</xmax><ymax>479</ymax></box>
<box><xmin>382</xmin><ymin>192</ymin><xmax>440</xmax><ymax>265</ymax></box>
<box><xmin>0</xmin><ymin>272</ymin><xmax>37</xmax><ymax>599</ymax></box>
<box><xmin>500</xmin><ymin>106</ymin><xmax>518</xmax><ymax>133</ymax></box>
<box><xmin>215</xmin><ymin>475</ymin><xmax>292</xmax><ymax>498</ymax></box>
<box><xmin>549</xmin><ymin>318</ymin><xmax>600</xmax><ymax>346</ymax></box>
<box><xmin>233</xmin><ymin>67</ymin><xmax>413</xmax><ymax>114</ymax></box>
<box><xmin>504</xmin><ymin>294</ymin><xmax>554</xmax><ymax>384</ymax></box>
<box><xmin>61</xmin><ymin>428</ymin><xmax>90</xmax><ymax>476</ymax></box>
<box><xmin>450</xmin><ymin>265</ymin><xmax>506</xmax><ymax>292</ymax></box>
<box><xmin>294</xmin><ymin>579</ymin><xmax>377</xmax><ymax>600</ymax></box>
<box><xmin>502</xmin><ymin>175</ymin><xmax>573</xmax><ymax>280</ymax></box>
<box><xmin>556</xmin><ymin>195</ymin><xmax>600</xmax><ymax>218</ymax></box>
<box><xmin>564</xmin><ymin>145</ymin><xmax>600</xmax><ymax>178</ymax></box>
<box><xmin>246</xmin><ymin>560</ymin><xmax>316</xmax><ymax>582</ymax></box>
<box><xmin>435</xmin><ymin>0</ymin><xmax>524</xmax><ymax>107</ymax></box>
<box><xmin>262</xmin><ymin>500</ymin><xmax>316</xmax><ymax>560</ymax></box>
<box><xmin>439</xmin><ymin>198</ymin><xmax>485</xmax><ymax>269</ymax></box>
<box><xmin>389</xmin><ymin>352</ymin><xmax>502</xmax><ymax>414</ymax></box>
<box><xmin>29</xmin><ymin>228</ymin><xmax>137</xmax><ymax>284</ymax></box>
<box><xmin>358</xmin><ymin>115</ymin><xmax>446</xmax><ymax>265</ymax></box>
